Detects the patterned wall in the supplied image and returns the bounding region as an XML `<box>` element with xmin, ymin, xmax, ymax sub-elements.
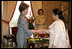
<box><xmin>67</xmin><ymin>1</ymin><xmax>71</xmax><ymax>30</ymax></box>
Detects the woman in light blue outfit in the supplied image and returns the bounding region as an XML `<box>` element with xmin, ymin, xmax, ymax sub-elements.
<box><xmin>16</xmin><ymin>2</ymin><xmax>40</xmax><ymax>48</ymax></box>
<box><xmin>16</xmin><ymin>14</ymin><xmax>33</xmax><ymax>48</ymax></box>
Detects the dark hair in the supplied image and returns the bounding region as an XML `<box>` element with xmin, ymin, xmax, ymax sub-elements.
<box><xmin>53</xmin><ymin>8</ymin><xmax>65</xmax><ymax>22</ymax></box>
<box><xmin>38</xmin><ymin>9</ymin><xmax>44</xmax><ymax>15</ymax></box>
<box><xmin>19</xmin><ymin>2</ymin><xmax>29</xmax><ymax>13</ymax></box>
<box><xmin>53</xmin><ymin>8</ymin><xmax>67</xmax><ymax>29</ymax></box>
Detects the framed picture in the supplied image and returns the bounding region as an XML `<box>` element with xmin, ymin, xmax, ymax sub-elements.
<box><xmin>61</xmin><ymin>1</ymin><xmax>69</xmax><ymax>23</ymax></box>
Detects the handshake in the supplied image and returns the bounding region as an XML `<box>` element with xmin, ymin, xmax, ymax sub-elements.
<box><xmin>31</xmin><ymin>29</ymin><xmax>46</xmax><ymax>34</ymax></box>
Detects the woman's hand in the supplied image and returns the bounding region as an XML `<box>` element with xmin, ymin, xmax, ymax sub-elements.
<box><xmin>31</xmin><ymin>30</ymin><xmax>39</xmax><ymax>33</ymax></box>
<box><xmin>38</xmin><ymin>29</ymin><xmax>46</xmax><ymax>33</ymax></box>
<box><xmin>31</xmin><ymin>29</ymin><xmax>45</xmax><ymax>34</ymax></box>
<box><xmin>31</xmin><ymin>30</ymin><xmax>36</xmax><ymax>32</ymax></box>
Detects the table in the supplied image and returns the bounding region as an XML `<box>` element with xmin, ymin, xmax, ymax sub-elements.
<box><xmin>27</xmin><ymin>37</ymin><xmax>49</xmax><ymax>48</ymax></box>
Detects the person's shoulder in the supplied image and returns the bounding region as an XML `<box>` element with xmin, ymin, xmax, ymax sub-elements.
<box><xmin>57</xmin><ymin>20</ymin><xmax>64</xmax><ymax>25</ymax></box>
<box><xmin>54</xmin><ymin>20</ymin><xmax>61</xmax><ymax>26</ymax></box>
<box><xmin>54</xmin><ymin>20</ymin><xmax>65</xmax><ymax>28</ymax></box>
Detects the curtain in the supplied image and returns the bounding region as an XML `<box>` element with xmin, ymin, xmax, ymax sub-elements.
<box><xmin>31</xmin><ymin>1</ymin><xmax>42</xmax><ymax>17</ymax></box>
<box><xmin>1</xmin><ymin>1</ymin><xmax>17</xmax><ymax>40</ymax></box>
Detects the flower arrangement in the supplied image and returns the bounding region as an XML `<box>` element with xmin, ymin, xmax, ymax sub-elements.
<box><xmin>28</xmin><ymin>33</ymin><xmax>49</xmax><ymax>44</ymax></box>
<box><xmin>26</xmin><ymin>12</ymin><xmax>35</xmax><ymax>30</ymax></box>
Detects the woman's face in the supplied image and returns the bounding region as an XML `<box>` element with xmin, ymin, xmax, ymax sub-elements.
<box><xmin>52</xmin><ymin>13</ymin><xmax>56</xmax><ymax>20</ymax></box>
<box><xmin>39</xmin><ymin>10</ymin><xmax>43</xmax><ymax>15</ymax></box>
<box><xmin>52</xmin><ymin>13</ymin><xmax>59</xmax><ymax>21</ymax></box>
<box><xmin>22</xmin><ymin>8</ymin><xmax>28</xmax><ymax>15</ymax></box>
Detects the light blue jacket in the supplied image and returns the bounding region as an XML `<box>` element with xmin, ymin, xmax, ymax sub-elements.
<box><xmin>16</xmin><ymin>14</ymin><xmax>33</xmax><ymax>48</ymax></box>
